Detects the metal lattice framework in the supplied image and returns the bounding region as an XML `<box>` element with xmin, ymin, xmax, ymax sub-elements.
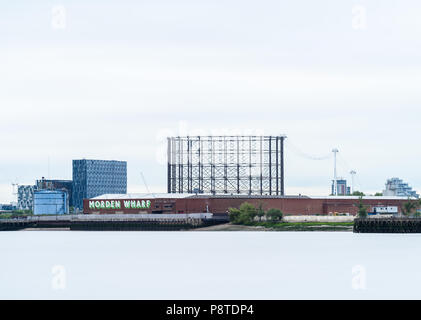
<box><xmin>167</xmin><ymin>136</ymin><xmax>286</xmax><ymax>195</ymax></box>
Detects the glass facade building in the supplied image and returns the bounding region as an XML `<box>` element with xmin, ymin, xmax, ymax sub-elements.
<box><xmin>72</xmin><ymin>159</ymin><xmax>127</xmax><ymax>211</ymax></box>
<box><xmin>17</xmin><ymin>185</ymin><xmax>37</xmax><ymax>211</ymax></box>
<box><xmin>383</xmin><ymin>178</ymin><xmax>419</xmax><ymax>199</ymax></box>
<box><xmin>331</xmin><ymin>179</ymin><xmax>351</xmax><ymax>196</ymax></box>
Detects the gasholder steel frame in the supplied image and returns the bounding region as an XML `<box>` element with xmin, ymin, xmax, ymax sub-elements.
<box><xmin>167</xmin><ymin>136</ymin><xmax>286</xmax><ymax>195</ymax></box>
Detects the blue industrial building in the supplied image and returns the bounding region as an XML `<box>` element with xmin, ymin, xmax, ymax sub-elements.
<box><xmin>33</xmin><ymin>190</ymin><xmax>69</xmax><ymax>215</ymax></box>
<box><xmin>72</xmin><ymin>159</ymin><xmax>127</xmax><ymax>211</ymax></box>
<box><xmin>36</xmin><ymin>178</ymin><xmax>73</xmax><ymax>207</ymax></box>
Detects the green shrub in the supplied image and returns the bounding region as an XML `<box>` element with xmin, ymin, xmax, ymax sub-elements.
<box><xmin>229</xmin><ymin>202</ymin><xmax>257</xmax><ymax>225</ymax></box>
<box><xmin>228</xmin><ymin>208</ymin><xmax>241</xmax><ymax>223</ymax></box>
<box><xmin>256</xmin><ymin>203</ymin><xmax>265</xmax><ymax>221</ymax></box>
<box><xmin>265</xmin><ymin>208</ymin><xmax>283</xmax><ymax>221</ymax></box>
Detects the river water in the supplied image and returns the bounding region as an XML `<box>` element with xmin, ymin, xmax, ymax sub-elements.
<box><xmin>1</xmin><ymin>231</ymin><xmax>420</xmax><ymax>299</ymax></box>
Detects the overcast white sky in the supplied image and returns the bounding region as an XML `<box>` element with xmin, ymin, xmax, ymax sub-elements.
<box><xmin>1</xmin><ymin>0</ymin><xmax>421</xmax><ymax>202</ymax></box>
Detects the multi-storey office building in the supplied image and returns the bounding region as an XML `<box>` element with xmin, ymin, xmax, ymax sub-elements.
<box><xmin>17</xmin><ymin>185</ymin><xmax>37</xmax><ymax>211</ymax></box>
<box><xmin>331</xmin><ymin>179</ymin><xmax>351</xmax><ymax>196</ymax></box>
<box><xmin>72</xmin><ymin>159</ymin><xmax>127</xmax><ymax>211</ymax></box>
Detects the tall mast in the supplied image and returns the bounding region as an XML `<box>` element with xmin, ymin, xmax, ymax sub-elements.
<box><xmin>332</xmin><ymin>148</ymin><xmax>339</xmax><ymax>195</ymax></box>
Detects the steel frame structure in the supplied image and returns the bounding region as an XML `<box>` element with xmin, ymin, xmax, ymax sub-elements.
<box><xmin>167</xmin><ymin>136</ymin><xmax>286</xmax><ymax>195</ymax></box>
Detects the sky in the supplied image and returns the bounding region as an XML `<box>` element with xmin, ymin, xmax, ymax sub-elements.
<box><xmin>1</xmin><ymin>0</ymin><xmax>421</xmax><ymax>202</ymax></box>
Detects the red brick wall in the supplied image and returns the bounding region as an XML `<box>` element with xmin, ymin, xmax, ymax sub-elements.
<box><xmin>84</xmin><ymin>197</ymin><xmax>407</xmax><ymax>215</ymax></box>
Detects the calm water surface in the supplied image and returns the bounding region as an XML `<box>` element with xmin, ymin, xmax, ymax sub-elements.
<box><xmin>1</xmin><ymin>231</ymin><xmax>420</xmax><ymax>299</ymax></box>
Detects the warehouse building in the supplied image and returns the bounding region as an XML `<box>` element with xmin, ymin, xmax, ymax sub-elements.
<box><xmin>83</xmin><ymin>193</ymin><xmax>409</xmax><ymax>216</ymax></box>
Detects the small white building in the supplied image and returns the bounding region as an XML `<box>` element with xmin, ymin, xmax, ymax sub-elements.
<box><xmin>371</xmin><ymin>206</ymin><xmax>399</xmax><ymax>215</ymax></box>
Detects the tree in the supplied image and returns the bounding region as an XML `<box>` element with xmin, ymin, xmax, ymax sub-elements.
<box><xmin>238</xmin><ymin>202</ymin><xmax>257</xmax><ymax>224</ymax></box>
<box><xmin>414</xmin><ymin>199</ymin><xmax>421</xmax><ymax>217</ymax></box>
<box><xmin>228</xmin><ymin>202</ymin><xmax>257</xmax><ymax>225</ymax></box>
<box><xmin>353</xmin><ymin>191</ymin><xmax>365</xmax><ymax>197</ymax></box>
<box><xmin>374</xmin><ymin>192</ymin><xmax>383</xmax><ymax>197</ymax></box>
<box><xmin>357</xmin><ymin>196</ymin><xmax>367</xmax><ymax>218</ymax></box>
<box><xmin>256</xmin><ymin>203</ymin><xmax>265</xmax><ymax>221</ymax></box>
<box><xmin>265</xmin><ymin>208</ymin><xmax>283</xmax><ymax>221</ymax></box>
<box><xmin>228</xmin><ymin>208</ymin><xmax>241</xmax><ymax>223</ymax></box>
<box><xmin>401</xmin><ymin>199</ymin><xmax>418</xmax><ymax>216</ymax></box>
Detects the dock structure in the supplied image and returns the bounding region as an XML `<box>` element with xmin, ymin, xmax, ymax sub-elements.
<box><xmin>0</xmin><ymin>215</ymin><xmax>70</xmax><ymax>231</ymax></box>
<box><xmin>71</xmin><ymin>214</ymin><xmax>215</xmax><ymax>231</ymax></box>
<box><xmin>354</xmin><ymin>217</ymin><xmax>421</xmax><ymax>233</ymax></box>
<box><xmin>0</xmin><ymin>213</ymin><xmax>226</xmax><ymax>231</ymax></box>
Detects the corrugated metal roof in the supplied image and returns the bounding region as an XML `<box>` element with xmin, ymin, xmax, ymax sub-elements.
<box><xmin>91</xmin><ymin>193</ymin><xmax>194</xmax><ymax>199</ymax></box>
<box><xmin>91</xmin><ymin>193</ymin><xmax>412</xmax><ymax>201</ymax></box>
<box><xmin>310</xmin><ymin>195</ymin><xmax>411</xmax><ymax>200</ymax></box>
<box><xmin>91</xmin><ymin>193</ymin><xmax>307</xmax><ymax>200</ymax></box>
<box><xmin>189</xmin><ymin>194</ymin><xmax>309</xmax><ymax>199</ymax></box>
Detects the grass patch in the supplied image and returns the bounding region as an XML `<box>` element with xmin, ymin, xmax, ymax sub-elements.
<box><xmin>240</xmin><ymin>221</ymin><xmax>354</xmax><ymax>231</ymax></box>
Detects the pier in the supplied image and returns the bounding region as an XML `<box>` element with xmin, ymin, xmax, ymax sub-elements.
<box><xmin>354</xmin><ymin>217</ymin><xmax>421</xmax><ymax>233</ymax></box>
<box><xmin>0</xmin><ymin>213</ymin><xmax>227</xmax><ymax>231</ymax></box>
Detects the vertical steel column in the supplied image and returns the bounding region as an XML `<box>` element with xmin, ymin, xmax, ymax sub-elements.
<box><xmin>167</xmin><ymin>137</ymin><xmax>171</xmax><ymax>193</ymax></box>
<box><xmin>210</xmin><ymin>137</ymin><xmax>215</xmax><ymax>194</ymax></box>
<box><xmin>199</xmin><ymin>136</ymin><xmax>202</xmax><ymax>193</ymax></box>
<box><xmin>276</xmin><ymin>136</ymin><xmax>279</xmax><ymax>195</ymax></box>
<box><xmin>224</xmin><ymin>137</ymin><xmax>228</xmax><ymax>193</ymax></box>
<box><xmin>179</xmin><ymin>137</ymin><xmax>183</xmax><ymax>193</ymax></box>
<box><xmin>172</xmin><ymin>138</ymin><xmax>176</xmax><ymax>193</ymax></box>
<box><xmin>189</xmin><ymin>138</ymin><xmax>193</xmax><ymax>193</ymax></box>
<box><xmin>249</xmin><ymin>136</ymin><xmax>252</xmax><ymax>195</ymax></box>
<box><xmin>186</xmin><ymin>137</ymin><xmax>190</xmax><ymax>193</ymax></box>
<box><xmin>269</xmin><ymin>136</ymin><xmax>272</xmax><ymax>195</ymax></box>
<box><xmin>237</xmin><ymin>137</ymin><xmax>240</xmax><ymax>194</ymax></box>
<box><xmin>260</xmin><ymin>137</ymin><xmax>263</xmax><ymax>195</ymax></box>
<box><xmin>280</xmin><ymin>136</ymin><xmax>285</xmax><ymax>196</ymax></box>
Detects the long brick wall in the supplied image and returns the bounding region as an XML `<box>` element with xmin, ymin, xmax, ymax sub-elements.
<box><xmin>84</xmin><ymin>196</ymin><xmax>408</xmax><ymax>216</ymax></box>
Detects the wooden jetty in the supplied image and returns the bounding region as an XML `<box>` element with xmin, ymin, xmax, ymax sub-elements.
<box><xmin>354</xmin><ymin>217</ymin><xmax>421</xmax><ymax>233</ymax></box>
<box><xmin>0</xmin><ymin>214</ymin><xmax>227</xmax><ymax>231</ymax></box>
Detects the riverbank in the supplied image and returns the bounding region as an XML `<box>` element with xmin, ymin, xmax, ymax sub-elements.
<box><xmin>1</xmin><ymin>214</ymin><xmax>353</xmax><ymax>232</ymax></box>
<box><xmin>196</xmin><ymin>222</ymin><xmax>354</xmax><ymax>232</ymax></box>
